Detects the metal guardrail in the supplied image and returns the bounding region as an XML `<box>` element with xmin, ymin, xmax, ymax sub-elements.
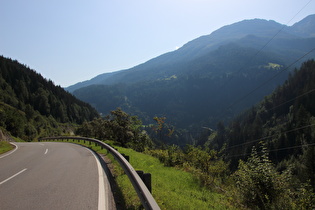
<box><xmin>39</xmin><ymin>136</ymin><xmax>160</xmax><ymax>210</ymax></box>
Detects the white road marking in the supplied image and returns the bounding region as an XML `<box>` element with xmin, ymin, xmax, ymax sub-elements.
<box><xmin>38</xmin><ymin>143</ymin><xmax>45</xmax><ymax>146</ymax></box>
<box><xmin>0</xmin><ymin>143</ymin><xmax>18</xmax><ymax>159</ymax></box>
<box><xmin>85</xmin><ymin>148</ymin><xmax>107</xmax><ymax>210</ymax></box>
<box><xmin>44</xmin><ymin>149</ymin><xmax>48</xmax><ymax>155</ymax></box>
<box><xmin>0</xmin><ymin>168</ymin><xmax>27</xmax><ymax>185</ymax></box>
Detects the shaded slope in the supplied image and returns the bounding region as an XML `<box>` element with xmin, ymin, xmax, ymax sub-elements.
<box><xmin>0</xmin><ymin>56</ymin><xmax>99</xmax><ymax>139</ymax></box>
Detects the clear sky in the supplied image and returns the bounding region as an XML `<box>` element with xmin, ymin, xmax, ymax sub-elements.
<box><xmin>1</xmin><ymin>0</ymin><xmax>314</xmax><ymax>87</ymax></box>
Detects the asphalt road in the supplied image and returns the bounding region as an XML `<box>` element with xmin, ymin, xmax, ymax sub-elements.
<box><xmin>0</xmin><ymin>142</ymin><xmax>115</xmax><ymax>210</ymax></box>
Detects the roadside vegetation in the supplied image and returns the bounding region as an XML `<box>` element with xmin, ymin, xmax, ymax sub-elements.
<box><xmin>74</xmin><ymin>105</ymin><xmax>314</xmax><ymax>209</ymax></box>
<box><xmin>112</xmin><ymin>146</ymin><xmax>232</xmax><ymax>209</ymax></box>
<box><xmin>0</xmin><ymin>141</ymin><xmax>14</xmax><ymax>155</ymax></box>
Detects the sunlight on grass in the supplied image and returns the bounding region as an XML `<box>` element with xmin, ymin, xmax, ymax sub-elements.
<box><xmin>264</xmin><ymin>62</ymin><xmax>282</xmax><ymax>70</ymax></box>
<box><xmin>117</xmin><ymin>147</ymin><xmax>232</xmax><ymax>209</ymax></box>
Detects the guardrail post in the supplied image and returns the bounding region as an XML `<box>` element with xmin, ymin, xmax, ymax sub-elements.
<box><xmin>137</xmin><ymin>171</ymin><xmax>152</xmax><ymax>193</ymax></box>
<box><xmin>143</xmin><ymin>173</ymin><xmax>152</xmax><ymax>193</ymax></box>
<box><xmin>121</xmin><ymin>154</ymin><xmax>130</xmax><ymax>162</ymax></box>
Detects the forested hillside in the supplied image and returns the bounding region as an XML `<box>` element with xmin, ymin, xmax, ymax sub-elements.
<box><xmin>0</xmin><ymin>56</ymin><xmax>99</xmax><ymax>140</ymax></box>
<box><xmin>211</xmin><ymin>59</ymin><xmax>315</xmax><ymax>188</ymax></box>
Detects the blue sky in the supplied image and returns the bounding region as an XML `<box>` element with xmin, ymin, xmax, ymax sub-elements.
<box><xmin>1</xmin><ymin>0</ymin><xmax>314</xmax><ymax>87</ymax></box>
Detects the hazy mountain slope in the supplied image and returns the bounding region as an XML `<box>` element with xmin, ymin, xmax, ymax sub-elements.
<box><xmin>71</xmin><ymin>15</ymin><xmax>315</xmax><ymax>134</ymax></box>
<box><xmin>66</xmin><ymin>71</ymin><xmax>122</xmax><ymax>92</ymax></box>
<box><xmin>290</xmin><ymin>14</ymin><xmax>315</xmax><ymax>37</ymax></box>
<box><xmin>67</xmin><ymin>15</ymin><xmax>315</xmax><ymax>91</ymax></box>
<box><xmin>74</xmin><ymin>44</ymin><xmax>289</xmax><ymax>129</ymax></box>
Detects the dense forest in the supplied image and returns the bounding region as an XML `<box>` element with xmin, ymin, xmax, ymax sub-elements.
<box><xmin>0</xmin><ymin>56</ymin><xmax>99</xmax><ymax>140</ymax></box>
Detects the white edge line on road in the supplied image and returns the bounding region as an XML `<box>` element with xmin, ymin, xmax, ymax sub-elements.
<box><xmin>44</xmin><ymin>149</ymin><xmax>48</xmax><ymax>155</ymax></box>
<box><xmin>0</xmin><ymin>143</ymin><xmax>18</xmax><ymax>159</ymax></box>
<box><xmin>85</xmin><ymin>148</ymin><xmax>108</xmax><ymax>210</ymax></box>
<box><xmin>0</xmin><ymin>168</ymin><xmax>27</xmax><ymax>185</ymax></box>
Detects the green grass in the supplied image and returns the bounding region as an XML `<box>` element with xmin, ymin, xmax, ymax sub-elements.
<box><xmin>0</xmin><ymin>141</ymin><xmax>14</xmax><ymax>154</ymax></box>
<box><xmin>44</xmin><ymin>139</ymin><xmax>234</xmax><ymax>209</ymax></box>
<box><xmin>115</xmin><ymin>147</ymin><xmax>233</xmax><ymax>209</ymax></box>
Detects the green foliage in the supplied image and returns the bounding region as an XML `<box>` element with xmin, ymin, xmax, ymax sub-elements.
<box><xmin>108</xmin><ymin>108</ymin><xmax>136</xmax><ymax>147</ymax></box>
<box><xmin>185</xmin><ymin>145</ymin><xmax>228</xmax><ymax>187</ymax></box>
<box><xmin>0</xmin><ymin>141</ymin><xmax>14</xmax><ymax>154</ymax></box>
<box><xmin>110</xmin><ymin>146</ymin><xmax>233</xmax><ymax>209</ymax></box>
<box><xmin>152</xmin><ymin>116</ymin><xmax>166</xmax><ymax>141</ymax></box>
<box><xmin>233</xmin><ymin>143</ymin><xmax>315</xmax><ymax>209</ymax></box>
<box><xmin>76</xmin><ymin>108</ymin><xmax>153</xmax><ymax>151</ymax></box>
<box><xmin>146</xmin><ymin>144</ymin><xmax>229</xmax><ymax>192</ymax></box>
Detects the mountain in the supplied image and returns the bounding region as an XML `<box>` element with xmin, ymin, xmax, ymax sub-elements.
<box><xmin>66</xmin><ymin>71</ymin><xmax>121</xmax><ymax>93</ymax></box>
<box><xmin>0</xmin><ymin>56</ymin><xmax>99</xmax><ymax>140</ymax></box>
<box><xmin>68</xmin><ymin>15</ymin><xmax>315</xmax><ymax>137</ymax></box>
<box><xmin>290</xmin><ymin>14</ymin><xmax>315</xmax><ymax>37</ymax></box>
<box><xmin>67</xmin><ymin>15</ymin><xmax>315</xmax><ymax>91</ymax></box>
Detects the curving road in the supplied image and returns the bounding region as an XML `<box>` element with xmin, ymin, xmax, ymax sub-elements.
<box><xmin>0</xmin><ymin>142</ymin><xmax>115</xmax><ymax>210</ymax></box>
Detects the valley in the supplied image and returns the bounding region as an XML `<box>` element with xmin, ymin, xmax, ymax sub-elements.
<box><xmin>1</xmin><ymin>14</ymin><xmax>315</xmax><ymax>209</ymax></box>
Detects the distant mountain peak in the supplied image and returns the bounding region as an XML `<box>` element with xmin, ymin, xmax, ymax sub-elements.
<box><xmin>290</xmin><ymin>14</ymin><xmax>315</xmax><ymax>37</ymax></box>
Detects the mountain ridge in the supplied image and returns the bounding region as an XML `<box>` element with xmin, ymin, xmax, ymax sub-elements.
<box><xmin>66</xmin><ymin>15</ymin><xmax>315</xmax><ymax>92</ymax></box>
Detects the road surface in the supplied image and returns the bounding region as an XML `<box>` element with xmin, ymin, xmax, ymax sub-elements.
<box><xmin>0</xmin><ymin>142</ymin><xmax>115</xmax><ymax>210</ymax></box>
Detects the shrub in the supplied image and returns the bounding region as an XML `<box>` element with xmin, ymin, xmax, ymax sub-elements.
<box><xmin>233</xmin><ymin>143</ymin><xmax>315</xmax><ymax>209</ymax></box>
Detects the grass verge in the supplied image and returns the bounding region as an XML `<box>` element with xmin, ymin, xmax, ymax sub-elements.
<box><xmin>115</xmin><ymin>147</ymin><xmax>233</xmax><ymax>210</ymax></box>
<box><xmin>0</xmin><ymin>141</ymin><xmax>15</xmax><ymax>155</ymax></box>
